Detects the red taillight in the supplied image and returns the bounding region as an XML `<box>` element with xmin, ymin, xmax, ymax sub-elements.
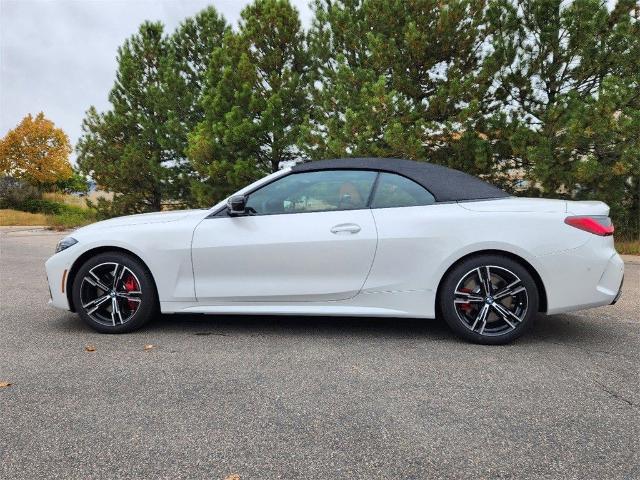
<box><xmin>564</xmin><ymin>216</ymin><xmax>614</xmax><ymax>236</ymax></box>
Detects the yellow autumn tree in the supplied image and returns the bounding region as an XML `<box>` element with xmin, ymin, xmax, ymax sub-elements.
<box><xmin>0</xmin><ymin>112</ymin><xmax>72</xmax><ymax>187</ymax></box>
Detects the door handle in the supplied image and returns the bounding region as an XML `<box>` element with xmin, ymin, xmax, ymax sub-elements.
<box><xmin>330</xmin><ymin>223</ymin><xmax>361</xmax><ymax>234</ymax></box>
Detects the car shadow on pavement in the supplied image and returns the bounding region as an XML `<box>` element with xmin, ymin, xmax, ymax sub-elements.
<box><xmin>153</xmin><ymin>313</ymin><xmax>455</xmax><ymax>340</ymax></box>
<box><xmin>52</xmin><ymin>310</ymin><xmax>454</xmax><ymax>340</ymax></box>
<box><xmin>51</xmin><ymin>310</ymin><xmax>612</xmax><ymax>346</ymax></box>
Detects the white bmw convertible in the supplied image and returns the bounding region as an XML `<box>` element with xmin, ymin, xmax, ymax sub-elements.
<box><xmin>45</xmin><ymin>158</ymin><xmax>624</xmax><ymax>344</ymax></box>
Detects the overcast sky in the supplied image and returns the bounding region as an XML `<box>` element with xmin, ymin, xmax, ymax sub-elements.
<box><xmin>0</xmin><ymin>0</ymin><xmax>313</xmax><ymax>159</ymax></box>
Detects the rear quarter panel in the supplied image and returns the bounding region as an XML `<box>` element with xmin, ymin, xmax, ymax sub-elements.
<box><xmin>365</xmin><ymin>203</ymin><xmax>589</xmax><ymax>316</ymax></box>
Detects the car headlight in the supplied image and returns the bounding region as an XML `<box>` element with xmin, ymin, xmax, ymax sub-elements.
<box><xmin>55</xmin><ymin>237</ymin><xmax>78</xmax><ymax>253</ymax></box>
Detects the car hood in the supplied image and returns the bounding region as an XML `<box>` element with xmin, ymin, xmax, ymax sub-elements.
<box><xmin>73</xmin><ymin>209</ymin><xmax>206</xmax><ymax>234</ymax></box>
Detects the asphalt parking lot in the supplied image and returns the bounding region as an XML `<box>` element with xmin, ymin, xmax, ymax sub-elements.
<box><xmin>1</xmin><ymin>228</ymin><xmax>638</xmax><ymax>480</ymax></box>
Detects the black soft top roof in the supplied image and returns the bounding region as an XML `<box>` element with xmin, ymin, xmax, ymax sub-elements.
<box><xmin>291</xmin><ymin>158</ymin><xmax>508</xmax><ymax>202</ymax></box>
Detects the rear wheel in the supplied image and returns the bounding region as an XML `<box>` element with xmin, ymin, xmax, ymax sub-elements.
<box><xmin>439</xmin><ymin>254</ymin><xmax>538</xmax><ymax>345</ymax></box>
<box><xmin>72</xmin><ymin>252</ymin><xmax>158</xmax><ymax>333</ymax></box>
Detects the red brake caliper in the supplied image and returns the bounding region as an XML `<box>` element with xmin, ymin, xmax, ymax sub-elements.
<box><xmin>458</xmin><ymin>287</ymin><xmax>473</xmax><ymax>312</ymax></box>
<box><xmin>123</xmin><ymin>275</ymin><xmax>139</xmax><ymax>311</ymax></box>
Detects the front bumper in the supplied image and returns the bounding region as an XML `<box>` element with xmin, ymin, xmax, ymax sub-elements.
<box><xmin>44</xmin><ymin>250</ymin><xmax>74</xmax><ymax>311</ymax></box>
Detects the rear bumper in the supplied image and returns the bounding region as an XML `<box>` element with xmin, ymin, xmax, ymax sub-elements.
<box><xmin>611</xmin><ymin>276</ymin><xmax>623</xmax><ymax>305</ymax></box>
<box><xmin>541</xmin><ymin>236</ymin><xmax>624</xmax><ymax>315</ymax></box>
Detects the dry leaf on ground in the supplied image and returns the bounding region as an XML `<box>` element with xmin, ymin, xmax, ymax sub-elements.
<box><xmin>0</xmin><ymin>381</ymin><xmax>12</xmax><ymax>388</ymax></box>
<box><xmin>84</xmin><ymin>345</ymin><xmax>96</xmax><ymax>352</ymax></box>
<box><xmin>224</xmin><ymin>475</ymin><xmax>240</xmax><ymax>480</ymax></box>
<box><xmin>143</xmin><ymin>344</ymin><xmax>155</xmax><ymax>351</ymax></box>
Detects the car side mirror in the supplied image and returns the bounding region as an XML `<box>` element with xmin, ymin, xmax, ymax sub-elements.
<box><xmin>227</xmin><ymin>195</ymin><xmax>248</xmax><ymax>216</ymax></box>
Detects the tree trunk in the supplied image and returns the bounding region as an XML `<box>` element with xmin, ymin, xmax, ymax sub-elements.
<box><xmin>152</xmin><ymin>192</ymin><xmax>162</xmax><ymax>212</ymax></box>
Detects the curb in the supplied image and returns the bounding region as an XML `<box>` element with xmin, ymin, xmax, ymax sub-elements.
<box><xmin>0</xmin><ymin>226</ymin><xmax>68</xmax><ymax>236</ymax></box>
<box><xmin>621</xmin><ymin>255</ymin><xmax>640</xmax><ymax>265</ymax></box>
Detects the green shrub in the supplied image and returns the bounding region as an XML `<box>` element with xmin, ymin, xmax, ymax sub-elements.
<box><xmin>0</xmin><ymin>177</ymin><xmax>40</xmax><ymax>208</ymax></box>
<box><xmin>48</xmin><ymin>209</ymin><xmax>96</xmax><ymax>229</ymax></box>
<box><xmin>17</xmin><ymin>198</ymin><xmax>91</xmax><ymax>218</ymax></box>
<box><xmin>20</xmin><ymin>198</ymin><xmax>64</xmax><ymax>214</ymax></box>
<box><xmin>53</xmin><ymin>170</ymin><xmax>89</xmax><ymax>195</ymax></box>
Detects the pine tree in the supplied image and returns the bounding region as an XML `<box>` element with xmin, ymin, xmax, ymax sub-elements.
<box><xmin>77</xmin><ymin>11</ymin><xmax>227</xmax><ymax>214</ymax></box>
<box><xmin>304</xmin><ymin>0</ymin><xmax>507</xmax><ymax>180</ymax></box>
<box><xmin>492</xmin><ymin>0</ymin><xmax>640</xmax><ymax>236</ymax></box>
<box><xmin>162</xmin><ymin>7</ymin><xmax>228</xmax><ymax>205</ymax></box>
<box><xmin>77</xmin><ymin>22</ymin><xmax>171</xmax><ymax>214</ymax></box>
<box><xmin>188</xmin><ymin>0</ymin><xmax>309</xmax><ymax>205</ymax></box>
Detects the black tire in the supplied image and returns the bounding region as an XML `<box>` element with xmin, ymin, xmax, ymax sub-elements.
<box><xmin>72</xmin><ymin>252</ymin><xmax>158</xmax><ymax>333</ymax></box>
<box><xmin>439</xmin><ymin>254</ymin><xmax>539</xmax><ymax>345</ymax></box>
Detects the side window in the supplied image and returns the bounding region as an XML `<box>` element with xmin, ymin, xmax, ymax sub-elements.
<box><xmin>371</xmin><ymin>173</ymin><xmax>435</xmax><ymax>209</ymax></box>
<box><xmin>245</xmin><ymin>170</ymin><xmax>377</xmax><ymax>215</ymax></box>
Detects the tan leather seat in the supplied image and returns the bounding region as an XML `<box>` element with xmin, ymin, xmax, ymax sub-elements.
<box><xmin>338</xmin><ymin>182</ymin><xmax>363</xmax><ymax>209</ymax></box>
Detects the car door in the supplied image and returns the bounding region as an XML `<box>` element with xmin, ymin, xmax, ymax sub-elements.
<box><xmin>191</xmin><ymin>170</ymin><xmax>379</xmax><ymax>303</ymax></box>
<box><xmin>364</xmin><ymin>172</ymin><xmax>442</xmax><ymax>294</ymax></box>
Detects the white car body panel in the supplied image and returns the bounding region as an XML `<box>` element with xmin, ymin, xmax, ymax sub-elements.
<box><xmin>46</xmin><ymin>210</ymin><xmax>204</xmax><ymax>304</ymax></box>
<box><xmin>45</xmin><ymin>170</ymin><xmax>624</xmax><ymax>321</ymax></box>
<box><xmin>192</xmin><ymin>209</ymin><xmax>377</xmax><ymax>302</ymax></box>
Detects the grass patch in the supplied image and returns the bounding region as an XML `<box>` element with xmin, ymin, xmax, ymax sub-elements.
<box><xmin>615</xmin><ymin>239</ymin><xmax>640</xmax><ymax>255</ymax></box>
<box><xmin>0</xmin><ymin>208</ymin><xmax>95</xmax><ymax>229</ymax></box>
<box><xmin>47</xmin><ymin>210</ymin><xmax>96</xmax><ymax>230</ymax></box>
<box><xmin>0</xmin><ymin>209</ymin><xmax>49</xmax><ymax>226</ymax></box>
<box><xmin>42</xmin><ymin>192</ymin><xmax>89</xmax><ymax>209</ymax></box>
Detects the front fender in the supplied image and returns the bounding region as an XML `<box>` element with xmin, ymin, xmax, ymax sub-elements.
<box><xmin>60</xmin><ymin>222</ymin><xmax>198</xmax><ymax>305</ymax></box>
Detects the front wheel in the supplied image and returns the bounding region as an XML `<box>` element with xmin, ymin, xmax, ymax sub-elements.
<box><xmin>72</xmin><ymin>252</ymin><xmax>158</xmax><ymax>333</ymax></box>
<box><xmin>439</xmin><ymin>255</ymin><xmax>539</xmax><ymax>345</ymax></box>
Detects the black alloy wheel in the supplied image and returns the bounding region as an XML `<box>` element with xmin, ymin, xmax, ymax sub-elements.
<box><xmin>72</xmin><ymin>252</ymin><xmax>157</xmax><ymax>333</ymax></box>
<box><xmin>439</xmin><ymin>254</ymin><xmax>539</xmax><ymax>344</ymax></box>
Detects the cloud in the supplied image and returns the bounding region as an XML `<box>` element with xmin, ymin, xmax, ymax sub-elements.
<box><xmin>0</xmin><ymin>0</ymin><xmax>312</xmax><ymax>161</ymax></box>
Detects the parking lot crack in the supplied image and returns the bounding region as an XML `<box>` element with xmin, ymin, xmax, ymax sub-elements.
<box><xmin>544</xmin><ymin>354</ymin><xmax>637</xmax><ymax>409</ymax></box>
<box><xmin>592</xmin><ymin>379</ymin><xmax>636</xmax><ymax>408</ymax></box>
<box><xmin>556</xmin><ymin>360</ymin><xmax>637</xmax><ymax>409</ymax></box>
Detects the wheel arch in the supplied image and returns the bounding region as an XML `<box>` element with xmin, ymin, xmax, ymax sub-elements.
<box><xmin>435</xmin><ymin>249</ymin><xmax>548</xmax><ymax>314</ymax></box>
<box><xmin>66</xmin><ymin>246</ymin><xmax>158</xmax><ymax>312</ymax></box>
